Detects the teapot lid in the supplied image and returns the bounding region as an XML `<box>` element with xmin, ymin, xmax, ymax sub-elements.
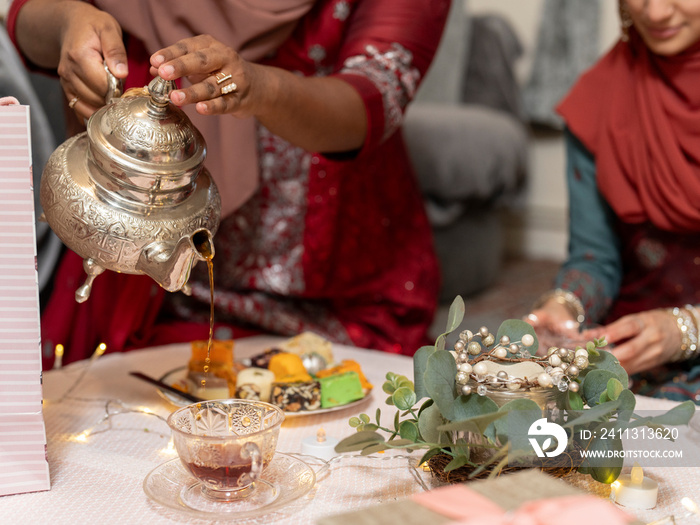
<box><xmin>86</xmin><ymin>76</ymin><xmax>207</xmax><ymax>203</ymax></box>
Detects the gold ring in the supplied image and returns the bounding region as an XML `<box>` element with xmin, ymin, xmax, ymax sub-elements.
<box><xmin>68</xmin><ymin>96</ymin><xmax>79</xmax><ymax>109</ymax></box>
<box><xmin>215</xmin><ymin>72</ymin><xmax>232</xmax><ymax>85</ymax></box>
<box><xmin>221</xmin><ymin>82</ymin><xmax>237</xmax><ymax>95</ymax></box>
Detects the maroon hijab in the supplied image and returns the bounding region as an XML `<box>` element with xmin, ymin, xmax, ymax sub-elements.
<box><xmin>557</xmin><ymin>28</ymin><xmax>700</xmax><ymax>233</ymax></box>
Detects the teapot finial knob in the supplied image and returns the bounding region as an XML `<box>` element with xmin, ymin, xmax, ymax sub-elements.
<box><xmin>147</xmin><ymin>77</ymin><xmax>177</xmax><ymax>112</ymax></box>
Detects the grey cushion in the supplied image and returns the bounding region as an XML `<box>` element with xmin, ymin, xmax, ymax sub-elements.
<box><xmin>403</xmin><ymin>103</ymin><xmax>527</xmax><ymax>206</ymax></box>
<box><xmin>433</xmin><ymin>209</ymin><xmax>503</xmax><ymax>302</ymax></box>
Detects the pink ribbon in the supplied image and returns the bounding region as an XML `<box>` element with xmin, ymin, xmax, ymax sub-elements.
<box><xmin>412</xmin><ymin>484</ymin><xmax>635</xmax><ymax>525</ymax></box>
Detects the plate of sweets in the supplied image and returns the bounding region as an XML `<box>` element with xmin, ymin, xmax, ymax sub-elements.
<box><xmin>158</xmin><ymin>332</ymin><xmax>373</xmax><ymax>417</ymax></box>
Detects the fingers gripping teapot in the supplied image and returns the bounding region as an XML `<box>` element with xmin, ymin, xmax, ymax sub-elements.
<box><xmin>40</xmin><ymin>75</ymin><xmax>221</xmax><ymax>302</ymax></box>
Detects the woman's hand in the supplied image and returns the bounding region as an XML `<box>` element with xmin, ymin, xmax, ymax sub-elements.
<box><xmin>581</xmin><ymin>310</ymin><xmax>680</xmax><ymax>375</ymax></box>
<box><xmin>525</xmin><ymin>299</ymin><xmax>581</xmax><ymax>354</ymax></box>
<box><xmin>15</xmin><ymin>0</ymin><xmax>128</xmax><ymax>122</ymax></box>
<box><xmin>56</xmin><ymin>3</ymin><xmax>128</xmax><ymax>121</ymax></box>
<box><xmin>149</xmin><ymin>34</ymin><xmax>366</xmax><ymax>153</ymax></box>
<box><xmin>150</xmin><ymin>35</ymin><xmax>263</xmax><ymax>118</ymax></box>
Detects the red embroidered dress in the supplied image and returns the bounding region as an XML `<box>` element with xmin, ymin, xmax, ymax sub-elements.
<box><xmin>9</xmin><ymin>0</ymin><xmax>447</xmax><ymax>366</ymax></box>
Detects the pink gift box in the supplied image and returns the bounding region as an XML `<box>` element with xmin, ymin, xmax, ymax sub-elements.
<box><xmin>0</xmin><ymin>104</ymin><xmax>50</xmax><ymax>497</ymax></box>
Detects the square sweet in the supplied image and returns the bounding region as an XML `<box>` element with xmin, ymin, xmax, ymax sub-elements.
<box><xmin>271</xmin><ymin>381</ymin><xmax>321</xmax><ymax>412</ymax></box>
<box><xmin>235</xmin><ymin>367</ymin><xmax>275</xmax><ymax>402</ymax></box>
<box><xmin>317</xmin><ymin>371</ymin><xmax>364</xmax><ymax>408</ymax></box>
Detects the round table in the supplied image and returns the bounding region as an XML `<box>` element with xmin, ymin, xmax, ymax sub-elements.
<box><xmin>0</xmin><ymin>336</ymin><xmax>697</xmax><ymax>524</ymax></box>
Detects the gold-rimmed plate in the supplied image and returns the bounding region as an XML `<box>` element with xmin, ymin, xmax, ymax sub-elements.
<box><xmin>157</xmin><ymin>367</ymin><xmax>371</xmax><ymax>417</ymax></box>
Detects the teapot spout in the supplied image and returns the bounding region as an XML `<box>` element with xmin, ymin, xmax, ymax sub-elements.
<box><xmin>136</xmin><ymin>228</ymin><xmax>214</xmax><ymax>292</ymax></box>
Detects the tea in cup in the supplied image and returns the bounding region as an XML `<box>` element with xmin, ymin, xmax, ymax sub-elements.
<box><xmin>167</xmin><ymin>399</ymin><xmax>284</xmax><ymax>502</ymax></box>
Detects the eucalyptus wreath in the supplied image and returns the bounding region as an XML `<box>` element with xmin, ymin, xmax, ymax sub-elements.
<box><xmin>336</xmin><ymin>296</ymin><xmax>695</xmax><ymax>483</ymax></box>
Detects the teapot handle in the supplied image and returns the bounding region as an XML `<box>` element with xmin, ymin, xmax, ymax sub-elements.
<box><xmin>103</xmin><ymin>61</ymin><xmax>124</xmax><ymax>104</ymax></box>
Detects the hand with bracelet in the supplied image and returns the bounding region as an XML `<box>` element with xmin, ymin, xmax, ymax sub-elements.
<box><xmin>581</xmin><ymin>306</ymin><xmax>698</xmax><ymax>376</ymax></box>
<box><xmin>526</xmin><ymin>289</ymin><xmax>586</xmax><ymax>354</ymax></box>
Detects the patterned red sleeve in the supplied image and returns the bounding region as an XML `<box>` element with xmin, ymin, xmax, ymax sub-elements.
<box><xmin>333</xmin><ymin>0</ymin><xmax>450</xmax><ymax>151</ymax></box>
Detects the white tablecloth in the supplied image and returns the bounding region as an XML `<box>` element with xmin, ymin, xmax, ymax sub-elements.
<box><xmin>0</xmin><ymin>336</ymin><xmax>698</xmax><ymax>524</ymax></box>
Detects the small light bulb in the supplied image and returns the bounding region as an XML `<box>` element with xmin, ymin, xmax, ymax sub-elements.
<box><xmin>682</xmin><ymin>497</ymin><xmax>699</xmax><ymax>514</ymax></box>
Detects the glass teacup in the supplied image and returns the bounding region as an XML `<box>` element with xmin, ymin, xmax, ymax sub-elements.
<box><xmin>167</xmin><ymin>399</ymin><xmax>284</xmax><ymax>502</ymax></box>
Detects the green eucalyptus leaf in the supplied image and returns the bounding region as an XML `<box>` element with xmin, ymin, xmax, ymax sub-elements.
<box><xmin>418</xmin><ymin>447</ymin><xmax>443</xmax><ymax>467</ymax></box>
<box><xmin>437</xmin><ymin>410</ymin><xmax>506</xmax><ymax>435</ymax></box>
<box><xmin>563</xmin><ymin>397</ymin><xmax>621</xmax><ymax>428</ymax></box>
<box><xmin>606</xmin><ymin>378</ymin><xmax>624</xmax><ymax>401</ymax></box>
<box><xmin>496</xmin><ymin>319</ymin><xmax>539</xmax><ymax>355</ymax></box>
<box><xmin>398</xmin><ymin>420</ymin><xmax>420</xmax><ymax>442</ymax></box>
<box><xmin>444</xmin><ymin>454</ymin><xmax>469</xmax><ymax>472</ymax></box>
<box><xmin>392</xmin><ymin>386</ymin><xmax>417</xmax><ymax>411</ymax></box>
<box><xmin>616</xmin><ymin>389</ymin><xmax>636</xmax><ymax>422</ymax></box>
<box><xmin>492</xmin><ymin>398</ymin><xmax>543</xmax><ymax>443</ymax></box>
<box><xmin>444</xmin><ymin>296</ymin><xmax>466</xmax><ymax>335</ymax></box>
<box><xmin>382</xmin><ymin>381</ymin><xmax>396</xmax><ymax>395</ymax></box>
<box><xmin>582</xmin><ymin>369</ymin><xmax>618</xmax><ymax>405</ymax></box>
<box><xmin>360</xmin><ymin>423</ymin><xmax>379</xmax><ymax>432</ymax></box>
<box><xmin>394</xmin><ymin>410</ymin><xmax>400</xmax><ymax>431</ymax></box>
<box><xmin>418</xmin><ymin>403</ymin><xmax>444</xmax><ymax>444</ymax></box>
<box><xmin>375</xmin><ymin>408</ymin><xmax>381</xmax><ymax>425</ymax></box>
<box><xmin>436</xmin><ymin>334</ymin><xmax>447</xmax><ymax>352</ymax></box>
<box><xmin>397</xmin><ymin>378</ymin><xmax>415</xmax><ymax>390</ymax></box>
<box><xmin>452</xmin><ymin>393</ymin><xmax>499</xmax><ymax>422</ymax></box>
<box><xmin>418</xmin><ymin>398</ymin><xmax>434</xmax><ymax>415</ymax></box>
<box><xmin>577</xmin><ymin>464</ymin><xmax>591</xmax><ymax>475</ymax></box>
<box><xmin>586</xmin><ymin>350</ymin><xmax>628</xmax><ymax>386</ymax></box>
<box><xmin>334</xmin><ymin>430</ymin><xmax>385</xmax><ymax>453</ymax></box>
<box><xmin>413</xmin><ymin>346</ymin><xmax>436</xmax><ymax>400</ymax></box>
<box><xmin>642</xmin><ymin>400</ymin><xmax>695</xmax><ymax>426</ymax></box>
<box><xmin>349</xmin><ymin>417</ymin><xmax>361</xmax><ymax>428</ymax></box>
<box><xmin>580</xmin><ymin>422</ymin><xmax>623</xmax><ymax>483</ymax></box>
<box><xmin>598</xmin><ymin>391</ymin><xmax>610</xmax><ymax>404</ymax></box>
<box><xmin>361</xmin><ymin>442</ymin><xmax>389</xmax><ymax>455</ymax></box>
<box><xmin>359</xmin><ymin>413</ymin><xmax>370</xmax><ymax>424</ymax></box>
<box><xmin>386</xmin><ymin>438</ymin><xmax>416</xmax><ymax>446</ymax></box>
<box><xmin>567</xmin><ymin>390</ymin><xmax>584</xmax><ymax>411</ymax></box>
<box><xmin>424</xmin><ymin>350</ymin><xmax>458</xmax><ymax>420</ymax></box>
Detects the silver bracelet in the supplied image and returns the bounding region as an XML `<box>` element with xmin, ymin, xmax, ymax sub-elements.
<box><xmin>668</xmin><ymin>306</ymin><xmax>699</xmax><ymax>362</ymax></box>
<box><xmin>532</xmin><ymin>289</ymin><xmax>585</xmax><ymax>324</ymax></box>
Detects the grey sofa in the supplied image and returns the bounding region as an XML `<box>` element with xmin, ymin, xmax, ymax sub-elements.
<box><xmin>403</xmin><ymin>2</ymin><xmax>528</xmax><ymax>303</ymax></box>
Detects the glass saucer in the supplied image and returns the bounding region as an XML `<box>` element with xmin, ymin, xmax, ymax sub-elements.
<box><xmin>144</xmin><ymin>453</ymin><xmax>315</xmax><ymax>520</ymax></box>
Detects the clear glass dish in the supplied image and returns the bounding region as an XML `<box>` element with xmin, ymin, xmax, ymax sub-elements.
<box><xmin>143</xmin><ymin>453</ymin><xmax>315</xmax><ymax>520</ymax></box>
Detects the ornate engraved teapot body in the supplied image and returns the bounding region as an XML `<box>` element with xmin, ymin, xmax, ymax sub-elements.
<box><xmin>40</xmin><ymin>76</ymin><xmax>221</xmax><ymax>302</ymax></box>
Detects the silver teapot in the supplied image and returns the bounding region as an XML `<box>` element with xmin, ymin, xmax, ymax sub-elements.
<box><xmin>40</xmin><ymin>75</ymin><xmax>221</xmax><ymax>302</ymax></box>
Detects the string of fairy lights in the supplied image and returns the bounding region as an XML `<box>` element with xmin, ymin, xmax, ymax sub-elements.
<box><xmin>51</xmin><ymin>343</ymin><xmax>175</xmax><ymax>454</ymax></box>
<box><xmin>49</xmin><ymin>344</ymin><xmax>700</xmax><ymax>522</ymax></box>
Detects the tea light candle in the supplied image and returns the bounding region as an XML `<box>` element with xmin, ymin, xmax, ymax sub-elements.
<box><xmin>610</xmin><ymin>463</ymin><xmax>658</xmax><ymax>509</ymax></box>
<box><xmin>301</xmin><ymin>428</ymin><xmax>338</xmax><ymax>461</ymax></box>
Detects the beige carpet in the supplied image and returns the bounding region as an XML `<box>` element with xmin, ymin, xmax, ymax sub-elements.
<box><xmin>429</xmin><ymin>257</ymin><xmax>561</xmax><ymax>341</ymax></box>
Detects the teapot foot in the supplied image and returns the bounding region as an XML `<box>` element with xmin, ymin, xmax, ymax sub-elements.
<box><xmin>75</xmin><ymin>258</ymin><xmax>105</xmax><ymax>303</ymax></box>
